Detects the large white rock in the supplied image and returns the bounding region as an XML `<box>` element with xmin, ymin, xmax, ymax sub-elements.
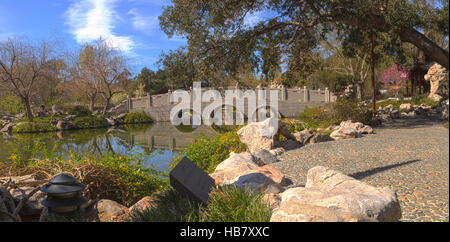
<box><xmin>271</xmin><ymin>166</ymin><xmax>401</xmax><ymax>222</ymax></box>
<box><xmin>425</xmin><ymin>63</ymin><xmax>448</xmax><ymax>101</ymax></box>
<box><xmin>210</xmin><ymin>152</ymin><xmax>286</xmax><ymax>192</ymax></box>
<box><xmin>237</xmin><ymin>119</ymin><xmax>297</xmax><ymax>153</ymax></box>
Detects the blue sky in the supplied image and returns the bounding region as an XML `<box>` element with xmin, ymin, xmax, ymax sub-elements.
<box><xmin>0</xmin><ymin>0</ymin><xmax>188</xmax><ymax>74</ymax></box>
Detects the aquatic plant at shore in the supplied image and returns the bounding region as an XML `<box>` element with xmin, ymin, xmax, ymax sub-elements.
<box><xmin>1</xmin><ymin>141</ymin><xmax>167</xmax><ymax>206</ymax></box>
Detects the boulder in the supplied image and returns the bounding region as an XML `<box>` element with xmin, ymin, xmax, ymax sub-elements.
<box><xmin>231</xmin><ymin>165</ymin><xmax>286</xmax><ymax>190</ymax></box>
<box><xmin>106</xmin><ymin>118</ymin><xmax>116</xmax><ymax>126</ymax></box>
<box><xmin>237</xmin><ymin>119</ymin><xmax>297</xmax><ymax>153</ymax></box>
<box><xmin>275</xmin><ymin>139</ymin><xmax>302</xmax><ymax>150</ymax></box>
<box><xmin>310</xmin><ymin>133</ymin><xmax>334</xmax><ymax>143</ymax></box>
<box><xmin>359</xmin><ymin>125</ymin><xmax>374</xmax><ymax>134</ymax></box>
<box><xmin>0</xmin><ymin>122</ymin><xmax>15</xmax><ymax>133</ymax></box>
<box><xmin>95</xmin><ymin>199</ymin><xmax>129</xmax><ymax>222</ymax></box>
<box><xmin>268</xmin><ymin>147</ymin><xmax>285</xmax><ymax>156</ymax></box>
<box><xmin>330</xmin><ymin>120</ymin><xmax>373</xmax><ymax>139</ymax></box>
<box><xmin>253</xmin><ymin>149</ymin><xmax>279</xmax><ymax>166</ymax></box>
<box><xmin>271</xmin><ymin>201</ymin><xmax>357</xmax><ymax>222</ymax></box>
<box><xmin>10</xmin><ymin>187</ymin><xmax>46</xmax><ymax>216</ymax></box>
<box><xmin>263</xmin><ymin>193</ymin><xmax>282</xmax><ymax>211</ymax></box>
<box><xmin>399</xmin><ymin>103</ymin><xmax>412</xmax><ymax>111</ymax></box>
<box><xmin>294</xmin><ymin>129</ymin><xmax>315</xmax><ymax>145</ymax></box>
<box><xmin>237</xmin><ymin>119</ymin><xmax>277</xmax><ymax>153</ymax></box>
<box><xmin>129</xmin><ymin>196</ymin><xmax>156</xmax><ymax>215</ymax></box>
<box><xmin>330</xmin><ymin>127</ymin><xmax>361</xmax><ymax>140</ymax></box>
<box><xmin>56</xmin><ymin>120</ymin><xmax>76</xmax><ymax>131</ymax></box>
<box><xmin>210</xmin><ymin>153</ymin><xmax>286</xmax><ymax>191</ymax></box>
<box><xmin>210</xmin><ymin>152</ymin><xmax>258</xmax><ymax>184</ymax></box>
<box><xmin>425</xmin><ymin>63</ymin><xmax>448</xmax><ymax>101</ymax></box>
<box><xmin>305</xmin><ymin>166</ymin><xmax>401</xmax><ymax>222</ymax></box>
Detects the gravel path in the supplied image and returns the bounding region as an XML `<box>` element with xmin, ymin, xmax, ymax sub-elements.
<box><xmin>271</xmin><ymin>117</ymin><xmax>449</xmax><ymax>222</ymax></box>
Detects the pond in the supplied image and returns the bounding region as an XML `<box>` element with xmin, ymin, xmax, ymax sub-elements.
<box><xmin>0</xmin><ymin>122</ymin><xmax>219</xmax><ymax>173</ymax></box>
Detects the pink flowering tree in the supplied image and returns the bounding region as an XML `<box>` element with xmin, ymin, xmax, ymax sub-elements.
<box><xmin>379</xmin><ymin>64</ymin><xmax>410</xmax><ymax>97</ymax></box>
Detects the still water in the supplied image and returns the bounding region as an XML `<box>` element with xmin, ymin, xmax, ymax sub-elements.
<box><xmin>0</xmin><ymin>123</ymin><xmax>218</xmax><ymax>172</ymax></box>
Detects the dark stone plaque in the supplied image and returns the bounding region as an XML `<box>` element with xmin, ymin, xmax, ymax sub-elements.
<box><xmin>169</xmin><ymin>157</ymin><xmax>215</xmax><ymax>204</ymax></box>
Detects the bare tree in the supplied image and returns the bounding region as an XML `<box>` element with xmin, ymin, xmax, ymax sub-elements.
<box><xmin>322</xmin><ymin>39</ymin><xmax>370</xmax><ymax>99</ymax></box>
<box><xmin>0</xmin><ymin>38</ymin><xmax>56</xmax><ymax>121</ymax></box>
<box><xmin>70</xmin><ymin>39</ymin><xmax>130</xmax><ymax>114</ymax></box>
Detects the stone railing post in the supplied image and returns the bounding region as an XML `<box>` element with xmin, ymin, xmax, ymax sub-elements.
<box><xmin>325</xmin><ymin>87</ymin><xmax>330</xmax><ymax>103</ymax></box>
<box><xmin>303</xmin><ymin>86</ymin><xmax>309</xmax><ymax>102</ymax></box>
<box><xmin>281</xmin><ymin>86</ymin><xmax>286</xmax><ymax>101</ymax></box>
<box><xmin>146</xmin><ymin>92</ymin><xmax>152</xmax><ymax>108</ymax></box>
<box><xmin>168</xmin><ymin>89</ymin><xmax>172</xmax><ymax>105</ymax></box>
<box><xmin>127</xmin><ymin>95</ymin><xmax>132</xmax><ymax>111</ymax></box>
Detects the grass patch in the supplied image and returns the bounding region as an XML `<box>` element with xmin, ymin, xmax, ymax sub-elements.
<box><xmin>132</xmin><ymin>186</ymin><xmax>271</xmax><ymax>222</ymax></box>
<box><xmin>73</xmin><ymin>115</ymin><xmax>108</xmax><ymax>129</ymax></box>
<box><xmin>124</xmin><ymin>111</ymin><xmax>152</xmax><ymax>124</ymax></box>
<box><xmin>445</xmin><ymin>122</ymin><xmax>449</xmax><ymax>129</ymax></box>
<box><xmin>65</xmin><ymin>105</ymin><xmax>91</xmax><ymax>117</ymax></box>
<box><xmin>13</xmin><ymin>122</ymin><xmax>58</xmax><ymax>133</ymax></box>
<box><xmin>170</xmin><ymin>131</ymin><xmax>247</xmax><ymax>174</ymax></box>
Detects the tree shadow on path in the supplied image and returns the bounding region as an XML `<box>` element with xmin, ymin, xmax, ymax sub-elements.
<box><xmin>349</xmin><ymin>159</ymin><xmax>421</xmax><ymax>180</ymax></box>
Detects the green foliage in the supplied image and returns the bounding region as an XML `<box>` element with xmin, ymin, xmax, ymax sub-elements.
<box><xmin>299</xmin><ymin>97</ymin><xmax>373</xmax><ymax>129</ymax></box>
<box><xmin>170</xmin><ymin>131</ymin><xmax>247</xmax><ymax>174</ymax></box>
<box><xmin>196</xmin><ymin>186</ymin><xmax>272</xmax><ymax>222</ymax></box>
<box><xmin>445</xmin><ymin>122</ymin><xmax>449</xmax><ymax>129</ymax></box>
<box><xmin>73</xmin><ymin>115</ymin><xmax>108</xmax><ymax>129</ymax></box>
<box><xmin>124</xmin><ymin>111</ymin><xmax>153</xmax><ymax>124</ymax></box>
<box><xmin>132</xmin><ymin>186</ymin><xmax>271</xmax><ymax>222</ymax></box>
<box><xmin>66</xmin><ymin>105</ymin><xmax>92</xmax><ymax>117</ymax></box>
<box><xmin>13</xmin><ymin>122</ymin><xmax>58</xmax><ymax>133</ymax></box>
<box><xmin>283</xmin><ymin>118</ymin><xmax>305</xmax><ymax>133</ymax></box>
<box><xmin>0</xmin><ymin>95</ymin><xmax>24</xmax><ymax>115</ymax></box>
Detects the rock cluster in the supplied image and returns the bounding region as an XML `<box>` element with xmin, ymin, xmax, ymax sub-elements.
<box><xmin>210</xmin><ymin>119</ymin><xmax>398</xmax><ymax>222</ymax></box>
<box><xmin>376</xmin><ymin>100</ymin><xmax>450</xmax><ymax>123</ymax></box>
<box><xmin>330</xmin><ymin>120</ymin><xmax>373</xmax><ymax>140</ymax></box>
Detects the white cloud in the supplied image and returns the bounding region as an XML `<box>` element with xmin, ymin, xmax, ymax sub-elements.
<box><xmin>128</xmin><ymin>8</ymin><xmax>159</xmax><ymax>34</ymax></box>
<box><xmin>244</xmin><ymin>11</ymin><xmax>263</xmax><ymax>27</ymax></box>
<box><xmin>65</xmin><ymin>0</ymin><xmax>135</xmax><ymax>53</ymax></box>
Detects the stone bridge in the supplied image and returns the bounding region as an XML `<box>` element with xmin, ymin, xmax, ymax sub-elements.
<box><xmin>116</xmin><ymin>87</ymin><xmax>337</xmax><ymax>122</ymax></box>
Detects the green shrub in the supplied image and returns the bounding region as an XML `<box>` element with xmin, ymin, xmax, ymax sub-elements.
<box><xmin>299</xmin><ymin>97</ymin><xmax>372</xmax><ymax>129</ymax></box>
<box><xmin>124</xmin><ymin>111</ymin><xmax>152</xmax><ymax>124</ymax></box>
<box><xmin>73</xmin><ymin>115</ymin><xmax>108</xmax><ymax>129</ymax></box>
<box><xmin>132</xmin><ymin>186</ymin><xmax>272</xmax><ymax>222</ymax></box>
<box><xmin>66</xmin><ymin>105</ymin><xmax>91</xmax><ymax>117</ymax></box>
<box><xmin>13</xmin><ymin>122</ymin><xmax>58</xmax><ymax>133</ymax></box>
<box><xmin>0</xmin><ymin>95</ymin><xmax>24</xmax><ymax>115</ymax></box>
<box><xmin>170</xmin><ymin>131</ymin><xmax>247</xmax><ymax>174</ymax></box>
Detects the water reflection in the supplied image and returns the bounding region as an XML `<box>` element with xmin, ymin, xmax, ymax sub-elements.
<box><xmin>0</xmin><ymin>123</ymin><xmax>218</xmax><ymax>172</ymax></box>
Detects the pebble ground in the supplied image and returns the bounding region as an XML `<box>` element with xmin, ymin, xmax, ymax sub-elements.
<box><xmin>271</xmin><ymin>117</ymin><xmax>449</xmax><ymax>222</ymax></box>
